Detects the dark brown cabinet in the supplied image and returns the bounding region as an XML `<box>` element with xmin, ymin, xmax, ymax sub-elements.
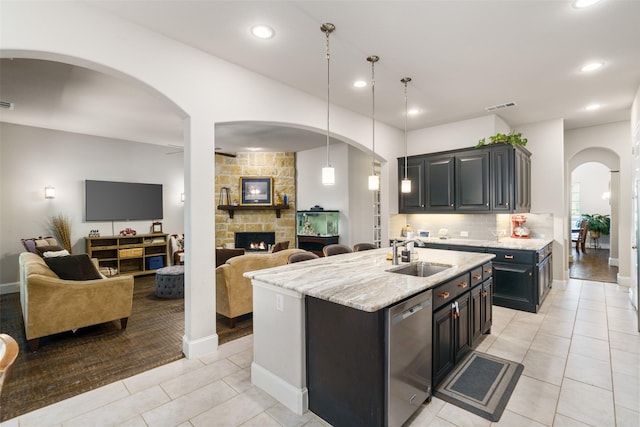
<box><xmin>398</xmin><ymin>143</ymin><xmax>530</xmax><ymax>214</ymax></box>
<box><xmin>432</xmin><ymin>266</ymin><xmax>492</xmax><ymax>386</ymax></box>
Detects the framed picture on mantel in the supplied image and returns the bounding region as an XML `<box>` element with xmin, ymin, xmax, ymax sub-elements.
<box><xmin>240</xmin><ymin>177</ymin><xmax>273</xmax><ymax>206</ymax></box>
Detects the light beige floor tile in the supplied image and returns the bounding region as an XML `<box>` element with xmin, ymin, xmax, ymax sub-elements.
<box><xmin>513</xmin><ymin>311</ymin><xmax>546</xmax><ymax>326</ymax></box>
<box><xmin>418</xmin><ymin>416</ymin><xmax>457</xmax><ymax>427</ymax></box>
<box><xmin>486</xmin><ymin>336</ymin><xmax>530</xmax><ymax>363</ymax></box>
<box><xmin>16</xmin><ymin>381</ymin><xmax>130</xmax><ymax>427</ymax></box>
<box><xmin>544</xmin><ymin>307</ymin><xmax>577</xmax><ymax>323</ymax></box>
<box><xmin>611</xmin><ymin>348</ymin><xmax>640</xmax><ymax>378</ymax></box>
<box><xmin>118</xmin><ymin>416</ymin><xmax>149</xmax><ymax>427</ymax></box>
<box><xmin>522</xmin><ymin>349</ymin><xmax>566</xmax><ymax>386</ymax></box>
<box><xmin>199</xmin><ymin>335</ymin><xmax>253</xmax><ymax>365</ymax></box>
<box><xmin>572</xmin><ymin>319</ymin><xmax>609</xmax><ymax>341</ymax></box>
<box><xmin>575</xmin><ymin>307</ymin><xmax>607</xmax><ymax>325</ymax></box>
<box><xmin>613</xmin><ymin>370</ymin><xmax>640</xmax><ymax>412</ymax></box>
<box><xmin>499</xmin><ymin>321</ymin><xmax>540</xmax><ymax>344</ymax></box>
<box><xmin>63</xmin><ymin>385</ymin><xmax>170</xmax><ymax>427</ymax></box>
<box><xmin>556</xmin><ymin>378</ymin><xmax>615</xmax><ymax>426</ymax></box>
<box><xmin>239</xmin><ymin>412</ymin><xmax>282</xmax><ymax>427</ymax></box>
<box><xmin>265</xmin><ymin>402</ymin><xmax>323</xmax><ymax>427</ymax></box>
<box><xmin>474</xmin><ymin>333</ymin><xmax>497</xmax><ymax>353</ymax></box>
<box><xmin>223</xmin><ymin>366</ymin><xmax>254</xmax><ymax>393</ymax></box>
<box><xmin>0</xmin><ymin>418</ymin><xmax>21</xmax><ymax>427</ymax></box>
<box><xmin>615</xmin><ymin>405</ymin><xmax>640</xmax><ymax>427</ymax></box>
<box><xmin>564</xmin><ymin>352</ymin><xmax>612</xmax><ymax>390</ymax></box>
<box><xmin>577</xmin><ymin>299</ymin><xmax>605</xmax><ymax>312</ymax></box>
<box><xmin>228</xmin><ymin>347</ymin><xmax>254</xmax><ymax>369</ymax></box>
<box><xmin>407</xmin><ymin>397</ymin><xmax>446</xmax><ymax>426</ymax></box>
<box><xmin>491</xmin><ymin>410</ymin><xmax>546</xmax><ymax>426</ymax></box>
<box><xmin>568</xmin><ymin>334</ymin><xmax>610</xmax><ymax>362</ymax></box>
<box><xmin>142</xmin><ymin>380</ymin><xmax>237</xmax><ymax>427</ymax></box>
<box><xmin>538</xmin><ymin>318</ymin><xmax>574</xmax><ymax>339</ymax></box>
<box><xmin>437</xmin><ymin>402</ymin><xmax>491</xmax><ymax>427</ymax></box>
<box><xmin>505</xmin><ymin>375</ymin><xmax>560</xmax><ymax>426</ymax></box>
<box><xmin>607</xmin><ymin>315</ymin><xmax>640</xmax><ymax>335</ymax></box>
<box><xmin>529</xmin><ymin>332</ymin><xmax>570</xmax><ymax>359</ymax></box>
<box><xmin>609</xmin><ymin>330</ymin><xmax>640</xmax><ymax>354</ymax></box>
<box><xmin>302</xmin><ymin>418</ymin><xmax>332</xmax><ymax>427</ymax></box>
<box><xmin>190</xmin><ymin>386</ymin><xmax>277</xmax><ymax>426</ymax></box>
<box><xmin>160</xmin><ymin>358</ymin><xmax>241</xmax><ymax>399</ymax></box>
<box><xmin>552</xmin><ymin>413</ymin><xmax>591</xmax><ymax>426</ymax></box>
<box><xmin>123</xmin><ymin>357</ymin><xmax>204</xmax><ymax>395</ymax></box>
<box><xmin>176</xmin><ymin>422</ymin><xmax>194</xmax><ymax>427</ymax></box>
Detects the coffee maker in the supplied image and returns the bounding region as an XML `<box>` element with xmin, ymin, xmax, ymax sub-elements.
<box><xmin>511</xmin><ymin>214</ymin><xmax>530</xmax><ymax>238</ymax></box>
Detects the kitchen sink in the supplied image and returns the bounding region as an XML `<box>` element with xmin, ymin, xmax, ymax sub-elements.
<box><xmin>387</xmin><ymin>262</ymin><xmax>450</xmax><ymax>277</ymax></box>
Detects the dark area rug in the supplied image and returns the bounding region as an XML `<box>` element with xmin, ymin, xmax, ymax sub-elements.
<box><xmin>0</xmin><ymin>275</ymin><xmax>252</xmax><ymax>422</ymax></box>
<box><xmin>434</xmin><ymin>351</ymin><xmax>523</xmax><ymax>422</ymax></box>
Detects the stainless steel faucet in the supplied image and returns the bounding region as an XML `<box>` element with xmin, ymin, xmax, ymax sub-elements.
<box><xmin>392</xmin><ymin>239</ymin><xmax>421</xmax><ymax>265</ymax></box>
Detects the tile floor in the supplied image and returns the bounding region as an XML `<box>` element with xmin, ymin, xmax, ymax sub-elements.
<box><xmin>2</xmin><ymin>278</ymin><xmax>638</xmax><ymax>427</ymax></box>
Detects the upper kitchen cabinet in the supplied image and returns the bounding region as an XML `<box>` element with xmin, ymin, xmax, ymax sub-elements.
<box><xmin>398</xmin><ymin>143</ymin><xmax>530</xmax><ymax>214</ymax></box>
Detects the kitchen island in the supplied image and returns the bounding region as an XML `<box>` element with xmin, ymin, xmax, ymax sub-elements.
<box><xmin>244</xmin><ymin>247</ymin><xmax>494</xmax><ymax>426</ymax></box>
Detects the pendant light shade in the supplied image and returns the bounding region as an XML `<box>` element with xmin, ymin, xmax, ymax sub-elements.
<box><xmin>401</xmin><ymin>77</ymin><xmax>412</xmax><ymax>193</ymax></box>
<box><xmin>321</xmin><ymin>23</ymin><xmax>336</xmax><ymax>185</ymax></box>
<box><xmin>368</xmin><ymin>55</ymin><xmax>380</xmax><ymax>191</ymax></box>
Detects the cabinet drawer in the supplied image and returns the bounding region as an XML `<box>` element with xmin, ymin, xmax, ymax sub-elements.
<box><xmin>490</xmin><ymin>249</ymin><xmax>534</xmax><ymax>264</ymax></box>
<box><xmin>482</xmin><ymin>262</ymin><xmax>493</xmax><ymax>280</ymax></box>
<box><xmin>433</xmin><ymin>273</ymin><xmax>470</xmax><ymax>309</ymax></box>
<box><xmin>470</xmin><ymin>267</ymin><xmax>483</xmax><ymax>287</ymax></box>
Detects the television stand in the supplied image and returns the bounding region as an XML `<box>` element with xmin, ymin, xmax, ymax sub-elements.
<box><xmin>85</xmin><ymin>233</ymin><xmax>169</xmax><ymax>276</ymax></box>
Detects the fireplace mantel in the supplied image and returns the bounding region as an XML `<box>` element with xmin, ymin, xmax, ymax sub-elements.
<box><xmin>217</xmin><ymin>204</ymin><xmax>289</xmax><ymax>219</ymax></box>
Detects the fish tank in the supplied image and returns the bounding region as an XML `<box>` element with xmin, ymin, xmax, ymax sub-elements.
<box><xmin>297</xmin><ymin>210</ymin><xmax>339</xmax><ymax>236</ymax></box>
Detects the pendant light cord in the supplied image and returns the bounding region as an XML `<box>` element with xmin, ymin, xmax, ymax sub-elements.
<box><xmin>368</xmin><ymin>55</ymin><xmax>379</xmax><ymax>175</ymax></box>
<box><xmin>402</xmin><ymin>77</ymin><xmax>412</xmax><ymax>180</ymax></box>
<box><xmin>323</xmin><ymin>24</ymin><xmax>334</xmax><ymax>168</ymax></box>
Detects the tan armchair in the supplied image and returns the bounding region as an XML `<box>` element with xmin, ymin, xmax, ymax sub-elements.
<box><xmin>19</xmin><ymin>252</ymin><xmax>134</xmax><ymax>351</ymax></box>
<box><xmin>215</xmin><ymin>248</ymin><xmax>304</xmax><ymax>327</ymax></box>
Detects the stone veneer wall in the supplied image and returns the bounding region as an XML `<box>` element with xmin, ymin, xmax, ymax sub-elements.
<box><xmin>215</xmin><ymin>152</ymin><xmax>296</xmax><ymax>249</ymax></box>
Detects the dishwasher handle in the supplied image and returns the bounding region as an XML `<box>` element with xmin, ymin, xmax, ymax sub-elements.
<box><xmin>401</xmin><ymin>304</ymin><xmax>424</xmax><ymax>320</ymax></box>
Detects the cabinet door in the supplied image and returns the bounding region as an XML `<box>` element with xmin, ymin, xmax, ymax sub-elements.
<box><xmin>481</xmin><ymin>278</ymin><xmax>493</xmax><ymax>334</ymax></box>
<box><xmin>492</xmin><ymin>262</ymin><xmax>535</xmax><ymax>312</ymax></box>
<box><xmin>470</xmin><ymin>285</ymin><xmax>483</xmax><ymax>345</ymax></box>
<box><xmin>433</xmin><ymin>303</ymin><xmax>455</xmax><ymax>386</ymax></box>
<box><xmin>425</xmin><ymin>155</ymin><xmax>455</xmax><ymax>211</ymax></box>
<box><xmin>490</xmin><ymin>146</ymin><xmax>514</xmax><ymax>212</ymax></box>
<box><xmin>515</xmin><ymin>148</ymin><xmax>531</xmax><ymax>212</ymax></box>
<box><xmin>454</xmin><ymin>292</ymin><xmax>472</xmax><ymax>363</ymax></box>
<box><xmin>456</xmin><ymin>151</ymin><xmax>490</xmax><ymax>211</ymax></box>
<box><xmin>398</xmin><ymin>156</ymin><xmax>425</xmax><ymax>213</ymax></box>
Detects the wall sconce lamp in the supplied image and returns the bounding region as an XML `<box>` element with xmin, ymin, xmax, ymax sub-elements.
<box><xmin>45</xmin><ymin>186</ymin><xmax>55</xmax><ymax>199</ymax></box>
<box><xmin>367</xmin><ymin>54</ymin><xmax>380</xmax><ymax>191</ymax></box>
<box><xmin>321</xmin><ymin>23</ymin><xmax>336</xmax><ymax>186</ymax></box>
<box><xmin>180</xmin><ymin>192</ymin><xmax>185</xmax><ymax>202</ymax></box>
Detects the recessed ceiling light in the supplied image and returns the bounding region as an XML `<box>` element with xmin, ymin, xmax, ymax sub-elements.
<box><xmin>408</xmin><ymin>108</ymin><xmax>420</xmax><ymax>116</ymax></box>
<box><xmin>251</xmin><ymin>25</ymin><xmax>275</xmax><ymax>39</ymax></box>
<box><xmin>580</xmin><ymin>62</ymin><xmax>604</xmax><ymax>72</ymax></box>
<box><xmin>572</xmin><ymin>0</ymin><xmax>603</xmax><ymax>9</ymax></box>
<box><xmin>353</xmin><ymin>80</ymin><xmax>367</xmax><ymax>88</ymax></box>
<box><xmin>585</xmin><ymin>103</ymin><xmax>601</xmax><ymax>111</ymax></box>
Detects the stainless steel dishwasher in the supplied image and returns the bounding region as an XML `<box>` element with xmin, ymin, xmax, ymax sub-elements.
<box><xmin>386</xmin><ymin>289</ymin><xmax>433</xmax><ymax>427</ymax></box>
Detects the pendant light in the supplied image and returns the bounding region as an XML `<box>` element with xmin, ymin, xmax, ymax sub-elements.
<box><xmin>401</xmin><ymin>77</ymin><xmax>412</xmax><ymax>193</ymax></box>
<box><xmin>367</xmin><ymin>55</ymin><xmax>380</xmax><ymax>191</ymax></box>
<box><xmin>321</xmin><ymin>23</ymin><xmax>335</xmax><ymax>185</ymax></box>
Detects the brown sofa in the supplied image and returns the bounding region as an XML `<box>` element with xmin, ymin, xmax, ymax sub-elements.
<box><xmin>19</xmin><ymin>252</ymin><xmax>134</xmax><ymax>350</ymax></box>
<box><xmin>215</xmin><ymin>248</ymin><xmax>304</xmax><ymax>327</ymax></box>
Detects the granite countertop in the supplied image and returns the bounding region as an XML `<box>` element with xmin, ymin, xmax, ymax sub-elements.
<box><xmin>393</xmin><ymin>236</ymin><xmax>553</xmax><ymax>252</ymax></box>
<box><xmin>244</xmin><ymin>248</ymin><xmax>494</xmax><ymax>312</ymax></box>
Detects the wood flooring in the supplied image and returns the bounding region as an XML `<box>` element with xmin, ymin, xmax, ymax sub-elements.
<box><xmin>569</xmin><ymin>247</ymin><xmax>618</xmax><ymax>283</ymax></box>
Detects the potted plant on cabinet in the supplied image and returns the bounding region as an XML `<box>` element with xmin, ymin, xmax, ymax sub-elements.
<box><xmin>581</xmin><ymin>213</ymin><xmax>610</xmax><ymax>239</ymax></box>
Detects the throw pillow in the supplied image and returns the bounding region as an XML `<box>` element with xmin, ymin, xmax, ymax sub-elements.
<box><xmin>36</xmin><ymin>245</ymin><xmax>65</xmax><ymax>256</ymax></box>
<box><xmin>44</xmin><ymin>254</ymin><xmax>102</xmax><ymax>281</ymax></box>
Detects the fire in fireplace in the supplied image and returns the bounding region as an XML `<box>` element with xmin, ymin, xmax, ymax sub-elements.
<box><xmin>235</xmin><ymin>232</ymin><xmax>276</xmax><ymax>252</ymax></box>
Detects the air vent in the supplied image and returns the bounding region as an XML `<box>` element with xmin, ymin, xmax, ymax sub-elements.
<box><xmin>485</xmin><ymin>101</ymin><xmax>517</xmax><ymax>112</ymax></box>
<box><xmin>0</xmin><ymin>100</ymin><xmax>15</xmax><ymax>110</ymax></box>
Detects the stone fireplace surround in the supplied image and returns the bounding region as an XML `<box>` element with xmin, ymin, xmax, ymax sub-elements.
<box><xmin>235</xmin><ymin>232</ymin><xmax>276</xmax><ymax>252</ymax></box>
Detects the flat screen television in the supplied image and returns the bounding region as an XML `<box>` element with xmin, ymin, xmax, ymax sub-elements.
<box><xmin>85</xmin><ymin>180</ymin><xmax>163</xmax><ymax>221</ymax></box>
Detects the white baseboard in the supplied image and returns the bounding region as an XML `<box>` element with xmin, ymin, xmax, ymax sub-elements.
<box><xmin>251</xmin><ymin>362</ymin><xmax>308</xmax><ymax>415</ymax></box>
<box><xmin>182</xmin><ymin>333</ymin><xmax>218</xmax><ymax>359</ymax></box>
<box><xmin>609</xmin><ymin>257</ymin><xmax>619</xmax><ymax>267</ymax></box>
<box><xmin>617</xmin><ymin>274</ymin><xmax>631</xmax><ymax>288</ymax></box>
<box><xmin>0</xmin><ymin>282</ymin><xmax>19</xmax><ymax>294</ymax></box>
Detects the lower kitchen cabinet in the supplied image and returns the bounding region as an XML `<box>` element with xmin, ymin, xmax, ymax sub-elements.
<box><xmin>432</xmin><ymin>267</ymin><xmax>492</xmax><ymax>387</ymax></box>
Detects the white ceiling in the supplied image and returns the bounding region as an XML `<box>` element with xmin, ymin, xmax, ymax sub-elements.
<box><xmin>1</xmin><ymin>0</ymin><xmax>639</xmax><ymax>153</ymax></box>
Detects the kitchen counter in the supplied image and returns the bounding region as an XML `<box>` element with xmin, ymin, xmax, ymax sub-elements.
<box><xmin>244</xmin><ymin>247</ymin><xmax>494</xmax><ymax>312</ymax></box>
<box><xmin>246</xmin><ymin>247</ymin><xmax>495</xmax><ymax>418</ymax></box>
<box><xmin>392</xmin><ymin>236</ymin><xmax>553</xmax><ymax>251</ymax></box>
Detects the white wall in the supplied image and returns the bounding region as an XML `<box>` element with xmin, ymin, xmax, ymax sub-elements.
<box><xmin>0</xmin><ymin>123</ymin><xmax>185</xmax><ymax>285</ymax></box>
<box><xmin>571</xmin><ymin>162</ymin><xmax>612</xmax><ymax>249</ymax></box>
<box><xmin>348</xmin><ymin>145</ymin><xmax>377</xmax><ymax>246</ymax></box>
